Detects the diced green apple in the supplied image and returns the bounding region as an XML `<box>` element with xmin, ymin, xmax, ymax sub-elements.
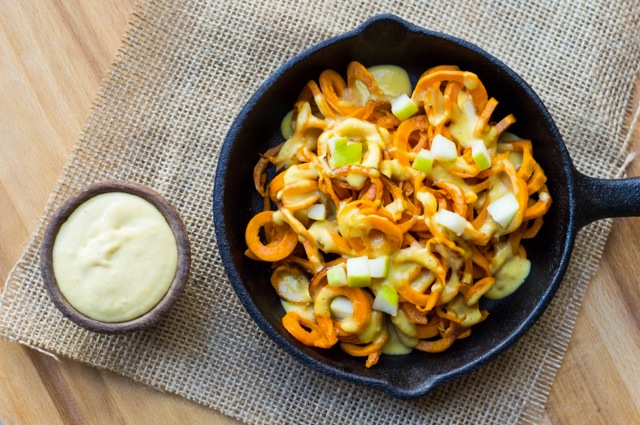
<box><xmin>330</xmin><ymin>296</ymin><xmax>354</xmax><ymax>320</ymax></box>
<box><xmin>327</xmin><ymin>136</ymin><xmax>348</xmax><ymax>154</ymax></box>
<box><xmin>332</xmin><ymin>142</ymin><xmax>362</xmax><ymax>168</ymax></box>
<box><xmin>368</xmin><ymin>256</ymin><xmax>390</xmax><ymax>278</ymax></box>
<box><xmin>372</xmin><ymin>285</ymin><xmax>399</xmax><ymax>316</ymax></box>
<box><xmin>327</xmin><ymin>265</ymin><xmax>348</xmax><ymax>287</ymax></box>
<box><xmin>435</xmin><ymin>209</ymin><xmax>468</xmax><ymax>236</ymax></box>
<box><xmin>411</xmin><ymin>149</ymin><xmax>434</xmax><ymax>173</ymax></box>
<box><xmin>391</xmin><ymin>93</ymin><xmax>419</xmax><ymax>121</ymax></box>
<box><xmin>306</xmin><ymin>203</ymin><xmax>326</xmax><ymax>221</ymax></box>
<box><xmin>430</xmin><ymin>134</ymin><xmax>458</xmax><ymax>161</ymax></box>
<box><xmin>471</xmin><ymin>139</ymin><xmax>492</xmax><ymax>171</ymax></box>
<box><xmin>346</xmin><ymin>256</ymin><xmax>371</xmax><ymax>287</ymax></box>
<box><xmin>487</xmin><ymin>192</ymin><xmax>520</xmax><ymax>228</ymax></box>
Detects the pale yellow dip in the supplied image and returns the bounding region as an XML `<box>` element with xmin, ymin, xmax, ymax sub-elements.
<box><xmin>52</xmin><ymin>192</ymin><xmax>178</xmax><ymax>322</ymax></box>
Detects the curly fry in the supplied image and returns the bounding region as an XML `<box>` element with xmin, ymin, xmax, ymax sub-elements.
<box><xmin>415</xmin><ymin>322</ymin><xmax>460</xmax><ymax>353</ymax></box>
<box><xmin>282</xmin><ymin>312</ymin><xmax>324</xmax><ymax>346</ymax></box>
<box><xmin>245</xmin><ymin>211</ymin><xmax>298</xmax><ymax>262</ymax></box>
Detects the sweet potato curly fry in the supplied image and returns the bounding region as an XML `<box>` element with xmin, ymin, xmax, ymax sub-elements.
<box><xmin>245</xmin><ymin>211</ymin><xmax>299</xmax><ymax>262</ymax></box>
<box><xmin>415</xmin><ymin>322</ymin><xmax>460</xmax><ymax>353</ymax></box>
<box><xmin>245</xmin><ymin>62</ymin><xmax>552</xmax><ymax>367</ymax></box>
<box><xmin>254</xmin><ymin>143</ymin><xmax>283</xmax><ymax>196</ymax></box>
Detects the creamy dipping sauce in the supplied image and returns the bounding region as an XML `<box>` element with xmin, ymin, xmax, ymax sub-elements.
<box><xmin>52</xmin><ymin>192</ymin><xmax>178</xmax><ymax>322</ymax></box>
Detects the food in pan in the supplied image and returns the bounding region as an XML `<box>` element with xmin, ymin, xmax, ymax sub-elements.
<box><xmin>245</xmin><ymin>61</ymin><xmax>551</xmax><ymax>367</ymax></box>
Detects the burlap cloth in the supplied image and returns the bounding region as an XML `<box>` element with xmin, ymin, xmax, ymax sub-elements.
<box><xmin>2</xmin><ymin>0</ymin><xmax>639</xmax><ymax>423</ymax></box>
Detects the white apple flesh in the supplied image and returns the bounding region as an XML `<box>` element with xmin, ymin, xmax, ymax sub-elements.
<box><xmin>306</xmin><ymin>204</ymin><xmax>326</xmax><ymax>221</ymax></box>
<box><xmin>327</xmin><ymin>265</ymin><xmax>348</xmax><ymax>287</ymax></box>
<box><xmin>430</xmin><ymin>134</ymin><xmax>458</xmax><ymax>161</ymax></box>
<box><xmin>372</xmin><ymin>285</ymin><xmax>399</xmax><ymax>316</ymax></box>
<box><xmin>368</xmin><ymin>256</ymin><xmax>390</xmax><ymax>278</ymax></box>
<box><xmin>330</xmin><ymin>296</ymin><xmax>354</xmax><ymax>320</ymax></box>
<box><xmin>487</xmin><ymin>192</ymin><xmax>520</xmax><ymax>228</ymax></box>
<box><xmin>435</xmin><ymin>209</ymin><xmax>468</xmax><ymax>236</ymax></box>
<box><xmin>346</xmin><ymin>256</ymin><xmax>371</xmax><ymax>287</ymax></box>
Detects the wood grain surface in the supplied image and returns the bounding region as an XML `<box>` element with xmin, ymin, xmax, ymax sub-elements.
<box><xmin>0</xmin><ymin>1</ymin><xmax>638</xmax><ymax>423</ymax></box>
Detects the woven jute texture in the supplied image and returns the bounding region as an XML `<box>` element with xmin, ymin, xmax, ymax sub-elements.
<box><xmin>2</xmin><ymin>0</ymin><xmax>640</xmax><ymax>423</ymax></box>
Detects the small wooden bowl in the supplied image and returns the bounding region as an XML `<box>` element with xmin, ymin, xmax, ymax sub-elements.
<box><xmin>40</xmin><ymin>181</ymin><xmax>191</xmax><ymax>334</ymax></box>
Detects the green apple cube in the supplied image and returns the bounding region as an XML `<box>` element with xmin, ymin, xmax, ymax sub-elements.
<box><xmin>431</xmin><ymin>134</ymin><xmax>458</xmax><ymax>161</ymax></box>
<box><xmin>330</xmin><ymin>296</ymin><xmax>354</xmax><ymax>320</ymax></box>
<box><xmin>327</xmin><ymin>265</ymin><xmax>348</xmax><ymax>287</ymax></box>
<box><xmin>391</xmin><ymin>93</ymin><xmax>419</xmax><ymax>121</ymax></box>
<box><xmin>327</xmin><ymin>136</ymin><xmax>348</xmax><ymax>154</ymax></box>
<box><xmin>487</xmin><ymin>192</ymin><xmax>520</xmax><ymax>228</ymax></box>
<box><xmin>411</xmin><ymin>149</ymin><xmax>434</xmax><ymax>173</ymax></box>
<box><xmin>368</xmin><ymin>256</ymin><xmax>390</xmax><ymax>278</ymax></box>
<box><xmin>332</xmin><ymin>142</ymin><xmax>362</xmax><ymax>168</ymax></box>
<box><xmin>471</xmin><ymin>139</ymin><xmax>492</xmax><ymax>171</ymax></box>
<box><xmin>372</xmin><ymin>285</ymin><xmax>399</xmax><ymax>316</ymax></box>
<box><xmin>306</xmin><ymin>203</ymin><xmax>326</xmax><ymax>221</ymax></box>
<box><xmin>346</xmin><ymin>256</ymin><xmax>371</xmax><ymax>287</ymax></box>
<box><xmin>435</xmin><ymin>209</ymin><xmax>468</xmax><ymax>236</ymax></box>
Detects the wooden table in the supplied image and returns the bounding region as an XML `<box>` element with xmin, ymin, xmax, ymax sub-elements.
<box><xmin>1</xmin><ymin>1</ymin><xmax>638</xmax><ymax>423</ymax></box>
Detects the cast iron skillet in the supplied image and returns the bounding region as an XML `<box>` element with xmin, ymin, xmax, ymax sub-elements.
<box><xmin>213</xmin><ymin>14</ymin><xmax>640</xmax><ymax>398</ymax></box>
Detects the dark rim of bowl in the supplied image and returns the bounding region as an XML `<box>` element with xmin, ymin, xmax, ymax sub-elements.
<box><xmin>40</xmin><ymin>181</ymin><xmax>191</xmax><ymax>334</ymax></box>
<box><xmin>213</xmin><ymin>14</ymin><xmax>576</xmax><ymax>398</ymax></box>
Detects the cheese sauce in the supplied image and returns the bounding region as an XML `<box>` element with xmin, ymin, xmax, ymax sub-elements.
<box><xmin>366</xmin><ymin>65</ymin><xmax>412</xmax><ymax>99</ymax></box>
<box><xmin>485</xmin><ymin>255</ymin><xmax>531</xmax><ymax>300</ymax></box>
<box><xmin>52</xmin><ymin>192</ymin><xmax>178</xmax><ymax>322</ymax></box>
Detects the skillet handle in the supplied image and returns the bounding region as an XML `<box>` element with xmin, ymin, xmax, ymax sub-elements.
<box><xmin>574</xmin><ymin>169</ymin><xmax>640</xmax><ymax>229</ymax></box>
